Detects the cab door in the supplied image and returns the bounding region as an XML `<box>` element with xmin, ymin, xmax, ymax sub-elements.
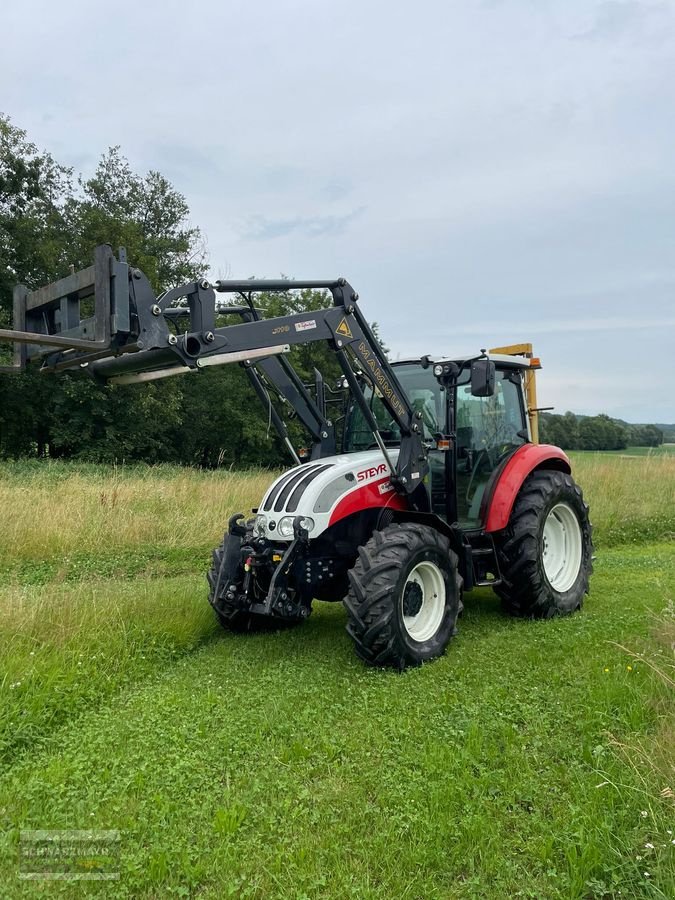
<box><xmin>454</xmin><ymin>367</ymin><xmax>528</xmax><ymax>528</ymax></box>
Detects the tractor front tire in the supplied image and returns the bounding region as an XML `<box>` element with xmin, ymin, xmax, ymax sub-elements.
<box><xmin>344</xmin><ymin>523</ymin><xmax>461</xmax><ymax>670</ymax></box>
<box><xmin>495</xmin><ymin>469</ymin><xmax>593</xmax><ymax>618</ymax></box>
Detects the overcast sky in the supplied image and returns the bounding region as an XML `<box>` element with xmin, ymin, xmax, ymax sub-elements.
<box><xmin>2</xmin><ymin>0</ymin><xmax>674</xmax><ymax>421</ymax></box>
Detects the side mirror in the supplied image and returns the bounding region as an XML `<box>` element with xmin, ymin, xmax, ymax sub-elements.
<box><xmin>470</xmin><ymin>358</ymin><xmax>496</xmax><ymax>397</ymax></box>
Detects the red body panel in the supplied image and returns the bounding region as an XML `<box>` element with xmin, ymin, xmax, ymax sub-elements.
<box><xmin>328</xmin><ymin>476</ymin><xmax>408</xmax><ymax>526</ymax></box>
<box><xmin>483</xmin><ymin>444</ymin><xmax>571</xmax><ymax>533</ymax></box>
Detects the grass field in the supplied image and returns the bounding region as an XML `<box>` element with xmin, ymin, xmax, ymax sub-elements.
<box><xmin>621</xmin><ymin>444</ymin><xmax>675</xmax><ymax>456</ymax></box>
<box><xmin>574</xmin><ymin>445</ymin><xmax>675</xmax><ymax>458</ymax></box>
<box><xmin>0</xmin><ymin>456</ymin><xmax>674</xmax><ymax>898</ymax></box>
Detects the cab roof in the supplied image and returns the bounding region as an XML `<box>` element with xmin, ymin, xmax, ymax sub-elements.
<box><xmin>392</xmin><ymin>354</ymin><xmax>532</xmax><ymax>370</ymax></box>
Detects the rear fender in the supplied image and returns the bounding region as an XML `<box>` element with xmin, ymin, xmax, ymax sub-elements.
<box><xmin>483</xmin><ymin>444</ymin><xmax>571</xmax><ymax>533</ymax></box>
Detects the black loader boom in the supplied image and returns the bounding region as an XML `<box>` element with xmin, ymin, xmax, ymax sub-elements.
<box><xmin>0</xmin><ymin>245</ymin><xmax>428</xmax><ymax>495</ymax></box>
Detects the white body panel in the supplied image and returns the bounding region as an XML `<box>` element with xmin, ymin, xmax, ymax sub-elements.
<box><xmin>255</xmin><ymin>449</ymin><xmax>402</xmax><ymax>542</ymax></box>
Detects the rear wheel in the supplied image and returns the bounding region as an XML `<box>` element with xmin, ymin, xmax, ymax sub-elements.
<box><xmin>344</xmin><ymin>523</ymin><xmax>461</xmax><ymax>670</ymax></box>
<box><xmin>495</xmin><ymin>470</ymin><xmax>593</xmax><ymax>618</ymax></box>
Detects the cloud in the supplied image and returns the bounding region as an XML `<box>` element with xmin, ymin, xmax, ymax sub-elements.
<box><xmin>241</xmin><ymin>207</ymin><xmax>366</xmax><ymax>241</ymax></box>
<box><xmin>1</xmin><ymin>0</ymin><xmax>674</xmax><ymax>420</ymax></box>
<box><xmin>575</xmin><ymin>0</ymin><xmax>673</xmax><ymax>42</ymax></box>
<box><xmin>444</xmin><ymin>315</ymin><xmax>675</xmax><ymax>337</ymax></box>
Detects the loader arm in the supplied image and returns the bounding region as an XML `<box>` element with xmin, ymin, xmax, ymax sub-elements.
<box><xmin>1</xmin><ymin>246</ymin><xmax>428</xmax><ymax>496</ymax></box>
<box><xmin>232</xmin><ymin>304</ymin><xmax>336</xmax><ymax>460</ymax></box>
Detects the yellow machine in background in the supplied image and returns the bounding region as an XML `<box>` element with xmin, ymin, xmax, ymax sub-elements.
<box><xmin>489</xmin><ymin>343</ymin><xmax>542</xmax><ymax>443</ymax></box>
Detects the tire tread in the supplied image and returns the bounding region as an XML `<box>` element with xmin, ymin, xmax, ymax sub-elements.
<box><xmin>345</xmin><ymin>522</ymin><xmax>461</xmax><ymax>669</ymax></box>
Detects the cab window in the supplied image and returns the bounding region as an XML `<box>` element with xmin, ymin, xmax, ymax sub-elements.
<box><xmin>344</xmin><ymin>363</ymin><xmax>442</xmax><ymax>452</ymax></box>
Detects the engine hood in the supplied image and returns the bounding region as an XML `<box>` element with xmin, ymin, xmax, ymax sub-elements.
<box><xmin>255</xmin><ymin>449</ymin><xmax>405</xmax><ymax>541</ymax></box>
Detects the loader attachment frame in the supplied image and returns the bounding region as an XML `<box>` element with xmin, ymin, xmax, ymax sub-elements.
<box><xmin>0</xmin><ymin>245</ymin><xmax>124</xmax><ymax>372</ymax></box>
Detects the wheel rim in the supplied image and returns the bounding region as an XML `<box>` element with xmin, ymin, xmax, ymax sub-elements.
<box><xmin>542</xmin><ymin>502</ymin><xmax>583</xmax><ymax>592</ymax></box>
<box><xmin>401</xmin><ymin>560</ymin><xmax>446</xmax><ymax>642</ymax></box>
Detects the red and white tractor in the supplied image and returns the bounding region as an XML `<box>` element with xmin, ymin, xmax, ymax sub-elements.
<box><xmin>1</xmin><ymin>247</ymin><xmax>593</xmax><ymax>669</ymax></box>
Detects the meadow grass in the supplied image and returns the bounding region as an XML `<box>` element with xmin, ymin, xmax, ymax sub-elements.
<box><xmin>573</xmin><ymin>444</ymin><xmax>675</xmax><ymax>458</ymax></box>
<box><xmin>0</xmin><ymin>452</ymin><xmax>672</xmax><ymax>574</ymax></box>
<box><xmin>0</xmin><ymin>577</ymin><xmax>215</xmax><ymax>763</ymax></box>
<box><xmin>0</xmin><ymin>461</ymin><xmax>275</xmax><ymax>583</ymax></box>
<box><xmin>0</xmin><ymin>456</ymin><xmax>673</xmax><ymax>897</ymax></box>
<box><xmin>569</xmin><ymin>451</ymin><xmax>675</xmax><ymax>547</ymax></box>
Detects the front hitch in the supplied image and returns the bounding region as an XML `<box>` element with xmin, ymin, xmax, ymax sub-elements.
<box><xmin>263</xmin><ymin>529</ymin><xmax>310</xmax><ymax>619</ymax></box>
<box><xmin>220</xmin><ymin>513</ymin><xmax>311</xmax><ymax>622</ymax></box>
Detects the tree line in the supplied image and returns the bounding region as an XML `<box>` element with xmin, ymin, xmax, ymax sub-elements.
<box><xmin>1</xmin><ymin>115</ymin><xmax>666</xmax><ymax>465</ymax></box>
<box><xmin>539</xmin><ymin>412</ymin><xmax>663</xmax><ymax>451</ymax></box>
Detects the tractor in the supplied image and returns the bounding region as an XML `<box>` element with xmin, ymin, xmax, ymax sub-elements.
<box><xmin>1</xmin><ymin>246</ymin><xmax>593</xmax><ymax>669</ymax></box>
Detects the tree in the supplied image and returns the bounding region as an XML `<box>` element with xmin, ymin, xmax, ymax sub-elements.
<box><xmin>560</xmin><ymin>412</ymin><xmax>580</xmax><ymax>450</ymax></box>
<box><xmin>0</xmin><ymin>115</ymin><xmax>72</xmax><ymax>326</ymax></box>
<box><xmin>539</xmin><ymin>411</ymin><xmax>650</xmax><ymax>451</ymax></box>
<box><xmin>63</xmin><ymin>147</ymin><xmax>205</xmax><ymax>287</ymax></box>
<box><xmin>539</xmin><ymin>411</ymin><xmax>579</xmax><ymax>450</ymax></box>
<box><xmin>0</xmin><ymin>127</ymin><xmax>208</xmax><ymax>461</ymax></box>
<box><xmin>0</xmin><ymin>116</ymin><xmax>73</xmax><ymax>455</ymax></box>
<box><xmin>577</xmin><ymin>415</ymin><xmax>627</xmax><ymax>451</ymax></box>
<box><xmin>628</xmin><ymin>424</ymin><xmax>663</xmax><ymax>447</ymax></box>
<box><xmin>0</xmin><ymin>120</ymin><xmax>351</xmax><ymax>466</ymax></box>
<box><xmin>38</xmin><ymin>148</ymin><xmax>207</xmax><ymax>459</ymax></box>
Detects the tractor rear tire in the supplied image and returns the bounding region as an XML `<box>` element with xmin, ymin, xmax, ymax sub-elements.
<box><xmin>207</xmin><ymin>534</ymin><xmax>271</xmax><ymax>633</ymax></box>
<box><xmin>494</xmin><ymin>470</ymin><xmax>593</xmax><ymax>618</ymax></box>
<box><xmin>344</xmin><ymin>523</ymin><xmax>461</xmax><ymax>670</ymax></box>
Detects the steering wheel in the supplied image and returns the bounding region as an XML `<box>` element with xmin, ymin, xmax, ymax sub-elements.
<box><xmin>502</xmin><ymin>423</ymin><xmax>522</xmax><ymax>443</ymax></box>
<box><xmin>492</xmin><ymin>424</ymin><xmax>523</xmax><ymax>461</ymax></box>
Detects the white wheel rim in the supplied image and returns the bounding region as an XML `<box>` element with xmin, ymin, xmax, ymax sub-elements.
<box><xmin>401</xmin><ymin>560</ymin><xmax>446</xmax><ymax>642</ymax></box>
<box><xmin>542</xmin><ymin>502</ymin><xmax>583</xmax><ymax>592</ymax></box>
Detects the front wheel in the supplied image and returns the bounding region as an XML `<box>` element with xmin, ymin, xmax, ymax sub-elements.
<box><xmin>495</xmin><ymin>469</ymin><xmax>593</xmax><ymax>618</ymax></box>
<box><xmin>344</xmin><ymin>523</ymin><xmax>461</xmax><ymax>670</ymax></box>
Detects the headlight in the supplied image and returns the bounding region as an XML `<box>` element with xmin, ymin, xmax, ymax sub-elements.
<box><xmin>277</xmin><ymin>517</ymin><xmax>294</xmax><ymax>538</ymax></box>
<box><xmin>278</xmin><ymin>515</ymin><xmax>315</xmax><ymax>537</ymax></box>
<box><xmin>433</xmin><ymin>364</ymin><xmax>443</xmax><ymax>376</ymax></box>
<box><xmin>254</xmin><ymin>514</ymin><xmax>267</xmax><ymax>535</ymax></box>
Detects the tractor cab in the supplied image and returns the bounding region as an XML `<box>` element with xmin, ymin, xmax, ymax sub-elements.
<box><xmin>343</xmin><ymin>353</ymin><xmax>535</xmax><ymax>530</ymax></box>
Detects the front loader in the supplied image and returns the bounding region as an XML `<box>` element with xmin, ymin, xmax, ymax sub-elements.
<box><xmin>1</xmin><ymin>246</ymin><xmax>593</xmax><ymax>669</ymax></box>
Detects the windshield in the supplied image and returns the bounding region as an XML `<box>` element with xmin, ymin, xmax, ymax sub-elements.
<box><xmin>343</xmin><ymin>363</ymin><xmax>443</xmax><ymax>452</ymax></box>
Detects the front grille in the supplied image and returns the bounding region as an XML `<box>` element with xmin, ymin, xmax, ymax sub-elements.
<box><xmin>263</xmin><ymin>464</ymin><xmax>314</xmax><ymax>512</ymax></box>
<box><xmin>285</xmin><ymin>464</ymin><xmax>334</xmax><ymax>512</ymax></box>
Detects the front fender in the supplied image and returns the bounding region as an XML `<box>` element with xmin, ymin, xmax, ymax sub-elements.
<box><xmin>483</xmin><ymin>444</ymin><xmax>571</xmax><ymax>533</ymax></box>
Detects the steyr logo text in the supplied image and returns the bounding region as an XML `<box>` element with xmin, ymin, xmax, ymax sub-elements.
<box><xmin>356</xmin><ymin>464</ymin><xmax>388</xmax><ymax>482</ymax></box>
